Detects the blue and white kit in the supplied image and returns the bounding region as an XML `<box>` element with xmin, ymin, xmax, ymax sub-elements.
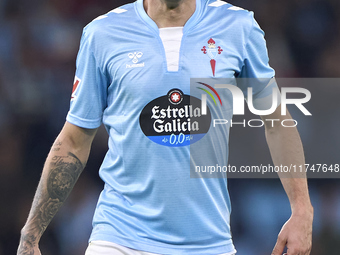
<box><xmin>67</xmin><ymin>0</ymin><xmax>278</xmax><ymax>254</ymax></box>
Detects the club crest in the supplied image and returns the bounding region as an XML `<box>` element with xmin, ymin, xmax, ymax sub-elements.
<box><xmin>201</xmin><ymin>38</ymin><xmax>223</xmax><ymax>76</ymax></box>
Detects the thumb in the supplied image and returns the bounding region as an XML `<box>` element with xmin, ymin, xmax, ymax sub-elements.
<box><xmin>271</xmin><ymin>235</ymin><xmax>286</xmax><ymax>255</ymax></box>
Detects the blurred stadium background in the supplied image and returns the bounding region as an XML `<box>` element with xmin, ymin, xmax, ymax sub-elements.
<box><xmin>1</xmin><ymin>0</ymin><xmax>339</xmax><ymax>254</ymax></box>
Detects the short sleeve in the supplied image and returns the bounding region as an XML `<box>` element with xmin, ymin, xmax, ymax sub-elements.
<box><xmin>237</xmin><ymin>13</ymin><xmax>280</xmax><ymax>111</ymax></box>
<box><xmin>66</xmin><ymin>29</ymin><xmax>108</xmax><ymax>129</ymax></box>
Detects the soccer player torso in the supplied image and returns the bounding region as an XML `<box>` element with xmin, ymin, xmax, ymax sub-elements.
<box><xmin>67</xmin><ymin>0</ymin><xmax>275</xmax><ymax>254</ymax></box>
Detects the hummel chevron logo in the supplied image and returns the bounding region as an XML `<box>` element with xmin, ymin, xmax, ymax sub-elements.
<box><xmin>126</xmin><ymin>52</ymin><xmax>145</xmax><ymax>68</ymax></box>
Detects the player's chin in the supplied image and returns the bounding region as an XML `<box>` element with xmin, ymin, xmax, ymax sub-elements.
<box><xmin>163</xmin><ymin>0</ymin><xmax>183</xmax><ymax>8</ymax></box>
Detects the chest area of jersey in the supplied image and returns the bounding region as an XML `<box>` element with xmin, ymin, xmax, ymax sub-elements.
<box><xmin>106</xmin><ymin>32</ymin><xmax>243</xmax><ymax>84</ymax></box>
<box><xmin>103</xmin><ymin>32</ymin><xmax>241</xmax><ymax>148</ymax></box>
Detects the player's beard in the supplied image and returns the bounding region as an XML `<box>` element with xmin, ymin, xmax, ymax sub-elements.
<box><xmin>161</xmin><ymin>0</ymin><xmax>185</xmax><ymax>9</ymax></box>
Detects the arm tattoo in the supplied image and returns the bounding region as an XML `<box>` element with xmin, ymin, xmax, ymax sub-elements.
<box><xmin>48</xmin><ymin>153</ymin><xmax>83</xmax><ymax>201</ymax></box>
<box><xmin>18</xmin><ymin>234</ymin><xmax>36</xmax><ymax>255</ymax></box>
<box><xmin>18</xmin><ymin>152</ymin><xmax>84</xmax><ymax>254</ymax></box>
<box><xmin>51</xmin><ymin>141</ymin><xmax>62</xmax><ymax>152</ymax></box>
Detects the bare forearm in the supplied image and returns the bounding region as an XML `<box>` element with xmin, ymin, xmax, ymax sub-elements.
<box><xmin>263</xmin><ymin>109</ymin><xmax>313</xmax><ymax>254</ymax></box>
<box><xmin>18</xmin><ymin>132</ymin><xmax>90</xmax><ymax>254</ymax></box>
<box><xmin>265</xmin><ymin>121</ymin><xmax>312</xmax><ymax>213</ymax></box>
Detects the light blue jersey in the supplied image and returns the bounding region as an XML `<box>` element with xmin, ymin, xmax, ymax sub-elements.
<box><xmin>67</xmin><ymin>0</ymin><xmax>276</xmax><ymax>254</ymax></box>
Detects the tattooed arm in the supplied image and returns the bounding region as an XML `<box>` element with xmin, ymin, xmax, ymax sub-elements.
<box><xmin>17</xmin><ymin>122</ymin><xmax>97</xmax><ymax>255</ymax></box>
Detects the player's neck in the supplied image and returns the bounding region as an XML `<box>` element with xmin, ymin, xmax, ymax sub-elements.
<box><xmin>144</xmin><ymin>0</ymin><xmax>196</xmax><ymax>28</ymax></box>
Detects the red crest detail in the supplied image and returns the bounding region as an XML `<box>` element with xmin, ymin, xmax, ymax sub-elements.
<box><xmin>208</xmin><ymin>38</ymin><xmax>215</xmax><ymax>44</ymax></box>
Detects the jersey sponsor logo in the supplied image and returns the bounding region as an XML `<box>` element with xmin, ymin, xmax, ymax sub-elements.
<box><xmin>126</xmin><ymin>52</ymin><xmax>145</xmax><ymax>68</ymax></box>
<box><xmin>201</xmin><ymin>38</ymin><xmax>223</xmax><ymax>77</ymax></box>
<box><xmin>168</xmin><ymin>89</ymin><xmax>183</xmax><ymax>105</ymax></box>
<box><xmin>139</xmin><ymin>89</ymin><xmax>211</xmax><ymax>147</ymax></box>
<box><xmin>71</xmin><ymin>76</ymin><xmax>81</xmax><ymax>101</ymax></box>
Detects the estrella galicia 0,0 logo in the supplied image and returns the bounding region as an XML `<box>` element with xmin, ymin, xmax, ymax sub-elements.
<box><xmin>139</xmin><ymin>89</ymin><xmax>211</xmax><ymax>147</ymax></box>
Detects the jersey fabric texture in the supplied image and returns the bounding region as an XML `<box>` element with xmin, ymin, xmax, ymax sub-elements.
<box><xmin>66</xmin><ymin>0</ymin><xmax>277</xmax><ymax>254</ymax></box>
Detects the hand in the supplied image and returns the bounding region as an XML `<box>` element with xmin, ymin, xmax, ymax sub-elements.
<box><xmin>272</xmin><ymin>209</ymin><xmax>313</xmax><ymax>255</ymax></box>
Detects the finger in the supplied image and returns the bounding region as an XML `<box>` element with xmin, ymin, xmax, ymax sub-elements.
<box><xmin>271</xmin><ymin>236</ymin><xmax>286</xmax><ymax>255</ymax></box>
<box><xmin>287</xmin><ymin>247</ymin><xmax>298</xmax><ymax>255</ymax></box>
<box><xmin>286</xmin><ymin>240</ymin><xmax>311</xmax><ymax>255</ymax></box>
